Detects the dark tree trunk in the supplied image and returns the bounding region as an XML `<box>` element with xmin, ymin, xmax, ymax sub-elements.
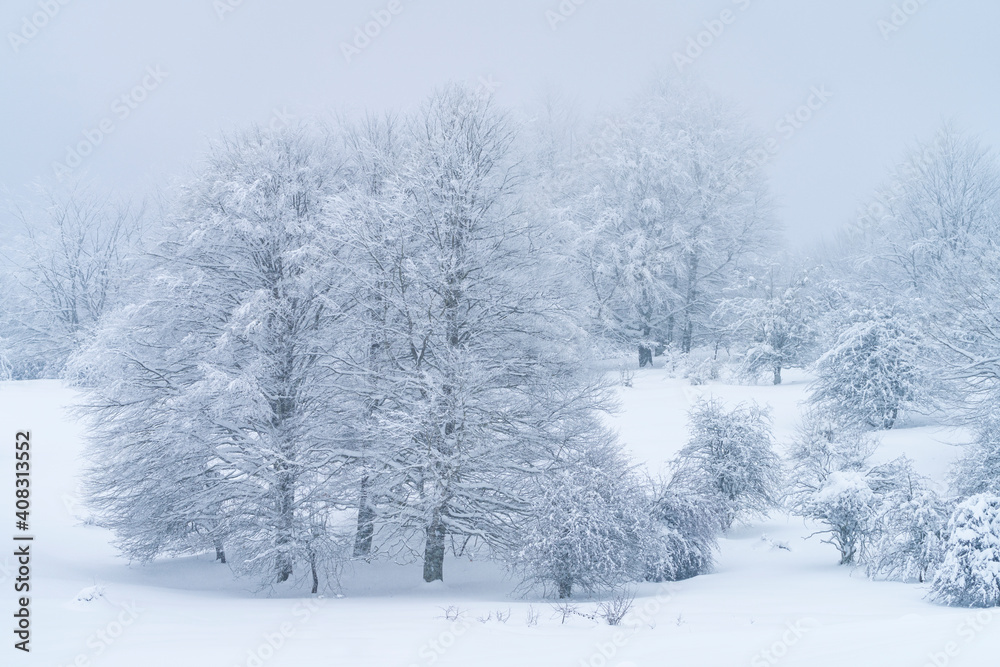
<box><xmin>310</xmin><ymin>552</ymin><xmax>319</xmax><ymax>595</ymax></box>
<box><xmin>681</xmin><ymin>319</ymin><xmax>694</xmax><ymax>354</ymax></box>
<box><xmin>423</xmin><ymin>514</ymin><xmax>446</xmax><ymax>583</ymax></box>
<box><xmin>773</xmin><ymin>365</ymin><xmax>782</xmax><ymax>385</ymax></box>
<box><xmin>638</xmin><ymin>345</ymin><xmax>653</xmax><ymax>368</ymax></box>
<box><xmin>353</xmin><ymin>474</ymin><xmax>375</xmax><ymax>558</ymax></box>
<box><xmin>214</xmin><ymin>539</ymin><xmax>227</xmax><ymax>564</ymax></box>
<box><xmin>557</xmin><ymin>579</ymin><xmax>572</xmax><ymax>599</ymax></box>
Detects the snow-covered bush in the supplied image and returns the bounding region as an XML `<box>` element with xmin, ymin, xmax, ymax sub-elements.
<box><xmin>672</xmin><ymin>399</ymin><xmax>781</xmax><ymax>529</ymax></box>
<box><xmin>809</xmin><ymin>312</ymin><xmax>932</xmax><ymax>430</ymax></box>
<box><xmin>787</xmin><ymin>414</ymin><xmax>880</xmax><ymax>565</ymax></box>
<box><xmin>644</xmin><ymin>484</ymin><xmax>721</xmax><ymax>582</ymax></box>
<box><xmin>512</xmin><ymin>439</ymin><xmax>652</xmax><ymax>598</ymax></box>
<box><xmin>785</xmin><ymin>411</ymin><xmax>876</xmax><ymax>508</ymax></box>
<box><xmin>868</xmin><ymin>486</ymin><xmax>950</xmax><ymax>583</ymax></box>
<box><xmin>929</xmin><ymin>494</ymin><xmax>1000</xmax><ymax>607</ymax></box>
<box><xmin>951</xmin><ymin>412</ymin><xmax>1000</xmax><ymax>498</ymax></box>
<box><xmin>803</xmin><ymin>471</ymin><xmax>878</xmax><ymax>565</ymax></box>
<box><xmin>789</xmin><ymin>417</ymin><xmax>950</xmax><ymax>573</ymax></box>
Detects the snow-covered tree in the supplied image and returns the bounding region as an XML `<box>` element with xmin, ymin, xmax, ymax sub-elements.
<box><xmin>786</xmin><ymin>413</ymin><xmax>879</xmax><ymax>564</ymax></box>
<box><xmin>4</xmin><ymin>186</ymin><xmax>145</xmax><ymax>377</ymax></box>
<box><xmin>720</xmin><ymin>267</ymin><xmax>816</xmax><ymax>385</ymax></box>
<box><xmin>809</xmin><ymin>312</ymin><xmax>932</xmax><ymax>429</ymax></box>
<box><xmin>930</xmin><ymin>494</ymin><xmax>1000</xmax><ymax>608</ymax></box>
<box><xmin>672</xmin><ymin>399</ymin><xmax>781</xmax><ymax>529</ymax></box>
<box><xmin>868</xmin><ymin>485</ymin><xmax>950</xmax><ymax>583</ymax></box>
<box><xmin>73</xmin><ymin>125</ymin><xmax>351</xmax><ymax>592</ymax></box>
<box><xmin>802</xmin><ymin>471</ymin><xmax>878</xmax><ymax>565</ymax></box>
<box><xmin>512</xmin><ymin>429</ymin><xmax>651</xmax><ymax>598</ymax></box>
<box><xmin>332</xmin><ymin>86</ymin><xmax>609</xmax><ymax>583</ymax></box>
<box><xmin>572</xmin><ymin>78</ymin><xmax>775</xmax><ymax>364</ymax></box>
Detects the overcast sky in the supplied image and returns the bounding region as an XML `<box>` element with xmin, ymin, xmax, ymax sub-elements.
<box><xmin>2</xmin><ymin>0</ymin><xmax>997</xmax><ymax>246</ymax></box>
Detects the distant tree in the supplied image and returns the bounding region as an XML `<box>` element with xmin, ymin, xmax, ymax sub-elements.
<box><xmin>721</xmin><ymin>267</ymin><xmax>816</xmax><ymax>385</ymax></box>
<box><xmin>809</xmin><ymin>312</ymin><xmax>932</xmax><ymax>429</ymax></box>
<box><xmin>672</xmin><ymin>399</ymin><xmax>781</xmax><ymax>529</ymax></box>
<box><xmin>930</xmin><ymin>494</ymin><xmax>1000</xmax><ymax>608</ymax></box>
<box><xmin>5</xmin><ymin>186</ymin><xmax>145</xmax><ymax>377</ymax></box>
<box><xmin>573</xmin><ymin>78</ymin><xmax>775</xmax><ymax>365</ymax></box>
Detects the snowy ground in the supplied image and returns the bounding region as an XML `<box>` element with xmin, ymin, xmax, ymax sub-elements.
<box><xmin>3</xmin><ymin>368</ymin><xmax>998</xmax><ymax>667</ymax></box>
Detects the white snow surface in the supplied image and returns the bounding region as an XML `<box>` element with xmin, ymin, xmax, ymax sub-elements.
<box><xmin>3</xmin><ymin>368</ymin><xmax>998</xmax><ymax>666</ymax></box>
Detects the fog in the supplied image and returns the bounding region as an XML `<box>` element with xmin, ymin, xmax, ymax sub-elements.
<box><xmin>2</xmin><ymin>0</ymin><xmax>997</xmax><ymax>244</ymax></box>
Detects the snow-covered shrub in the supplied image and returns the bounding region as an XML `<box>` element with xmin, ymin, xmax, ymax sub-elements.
<box><xmin>785</xmin><ymin>411</ymin><xmax>876</xmax><ymax>509</ymax></box>
<box><xmin>951</xmin><ymin>412</ymin><xmax>1000</xmax><ymax>498</ymax></box>
<box><xmin>644</xmin><ymin>484</ymin><xmax>721</xmax><ymax>582</ymax></box>
<box><xmin>929</xmin><ymin>494</ymin><xmax>1000</xmax><ymax>607</ymax></box>
<box><xmin>803</xmin><ymin>471</ymin><xmax>878</xmax><ymax>565</ymax></box>
<box><xmin>672</xmin><ymin>399</ymin><xmax>781</xmax><ymax>529</ymax></box>
<box><xmin>809</xmin><ymin>312</ymin><xmax>932</xmax><ymax>430</ymax></box>
<box><xmin>787</xmin><ymin>414</ymin><xmax>881</xmax><ymax>565</ymax></box>
<box><xmin>512</xmin><ymin>440</ymin><xmax>652</xmax><ymax>598</ymax></box>
<box><xmin>868</xmin><ymin>486</ymin><xmax>951</xmax><ymax>583</ymax></box>
<box><xmin>790</xmin><ymin>420</ymin><xmax>950</xmax><ymax>574</ymax></box>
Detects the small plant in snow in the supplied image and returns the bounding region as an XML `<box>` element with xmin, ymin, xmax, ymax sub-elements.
<box><xmin>525</xmin><ymin>605</ymin><xmax>539</xmax><ymax>627</ymax></box>
<box><xmin>598</xmin><ymin>588</ymin><xmax>635</xmax><ymax>626</ymax></box>
<box><xmin>439</xmin><ymin>606</ymin><xmax>466</xmax><ymax>622</ymax></box>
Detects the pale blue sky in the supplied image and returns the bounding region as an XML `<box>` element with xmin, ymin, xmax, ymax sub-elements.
<box><xmin>2</xmin><ymin>0</ymin><xmax>997</xmax><ymax>246</ymax></box>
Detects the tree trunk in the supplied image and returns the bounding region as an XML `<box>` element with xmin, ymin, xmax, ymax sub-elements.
<box><xmin>638</xmin><ymin>345</ymin><xmax>653</xmax><ymax>368</ymax></box>
<box><xmin>310</xmin><ymin>552</ymin><xmax>319</xmax><ymax>595</ymax></box>
<box><xmin>274</xmin><ymin>467</ymin><xmax>295</xmax><ymax>584</ymax></box>
<box><xmin>557</xmin><ymin>579</ymin><xmax>572</xmax><ymax>599</ymax></box>
<box><xmin>681</xmin><ymin>319</ymin><xmax>694</xmax><ymax>355</ymax></box>
<box><xmin>214</xmin><ymin>539</ymin><xmax>227</xmax><ymax>564</ymax></box>
<box><xmin>773</xmin><ymin>364</ymin><xmax>782</xmax><ymax>385</ymax></box>
<box><xmin>423</xmin><ymin>514</ymin><xmax>446</xmax><ymax>583</ymax></box>
<box><xmin>353</xmin><ymin>474</ymin><xmax>375</xmax><ymax>558</ymax></box>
